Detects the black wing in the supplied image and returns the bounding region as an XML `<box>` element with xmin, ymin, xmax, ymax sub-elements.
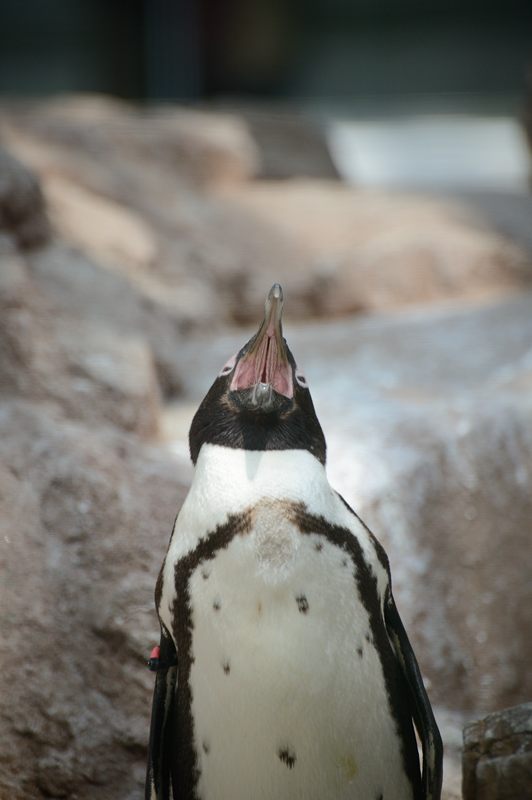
<box><xmin>145</xmin><ymin>625</ymin><xmax>177</xmax><ymax>800</ymax></box>
<box><xmin>337</xmin><ymin>492</ymin><xmax>443</xmax><ymax>800</ymax></box>
<box><xmin>385</xmin><ymin>591</ymin><xmax>443</xmax><ymax>800</ymax></box>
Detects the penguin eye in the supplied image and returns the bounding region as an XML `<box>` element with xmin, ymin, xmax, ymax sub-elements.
<box><xmin>295</xmin><ymin>371</ymin><xmax>308</xmax><ymax>388</ymax></box>
<box><xmin>218</xmin><ymin>353</ymin><xmax>237</xmax><ymax>377</ymax></box>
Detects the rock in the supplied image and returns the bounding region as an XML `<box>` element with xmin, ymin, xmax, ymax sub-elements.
<box><xmin>154</xmin><ymin>107</ymin><xmax>260</xmax><ymax>185</ymax></box>
<box><xmin>0</xmin><ymin>146</ymin><xmax>50</xmax><ymax>248</ymax></box>
<box><xmin>0</xmin><ymin>243</ymin><xmax>66</xmax><ymax>399</ymax></box>
<box><xmin>58</xmin><ymin>320</ymin><xmax>162</xmax><ymax>437</ymax></box>
<box><xmin>232</xmin><ymin>105</ymin><xmax>340</xmax><ymax>179</ymax></box>
<box><xmin>171</xmin><ymin>291</ymin><xmax>532</xmax><ymax>714</ymax></box>
<box><xmin>2</xmin><ymin>99</ymin><xmax>532</xmax><ymax>795</ymax></box>
<box><xmin>443</xmin><ymin>190</ymin><xmax>532</xmax><ymax>258</ymax></box>
<box><xmin>4</xmin><ymin>100</ymin><xmax>531</xmax><ymax>332</ymax></box>
<box><xmin>45</xmin><ymin>175</ymin><xmax>158</xmax><ymax>273</ymax></box>
<box><xmin>0</xmin><ymin>401</ymin><xmax>191</xmax><ymax>799</ymax></box>
<box><xmin>4</xmin><ymin>101</ymin><xmax>531</xmax><ymax>338</ymax></box>
<box><xmin>0</xmin><ymin>249</ymin><xmax>162</xmax><ymax>435</ymax></box>
<box><xmin>293</xmin><ymin>294</ymin><xmax>532</xmax><ymax>714</ymax></box>
<box><xmin>462</xmin><ymin>703</ymin><xmax>532</xmax><ymax>800</ymax></box>
<box><xmin>215</xmin><ymin>180</ymin><xmax>532</xmax><ymax>317</ymax></box>
<box><xmin>0</xmin><ymin>102</ymin><xmax>269</xmax><ymax>336</ymax></box>
<box><xmin>0</xmin><ymin>95</ymin><xmax>259</xmax><ymax>199</ymax></box>
<box><xmin>26</xmin><ymin>240</ymin><xmax>201</xmax><ymax>400</ymax></box>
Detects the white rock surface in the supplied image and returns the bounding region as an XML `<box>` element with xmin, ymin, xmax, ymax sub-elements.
<box><xmin>328</xmin><ymin>115</ymin><xmax>530</xmax><ymax>192</ymax></box>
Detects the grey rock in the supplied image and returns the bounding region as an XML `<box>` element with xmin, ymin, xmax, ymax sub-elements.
<box><xmin>234</xmin><ymin>104</ymin><xmax>340</xmax><ymax>179</ymax></box>
<box><xmin>463</xmin><ymin>703</ymin><xmax>532</xmax><ymax>800</ymax></box>
<box><xmin>3</xmin><ymin>100</ymin><xmax>531</xmax><ymax>335</ymax></box>
<box><xmin>0</xmin><ymin>401</ymin><xmax>190</xmax><ymax>799</ymax></box>
<box><xmin>0</xmin><ymin>95</ymin><xmax>258</xmax><ymax>209</ymax></box>
<box><xmin>0</xmin><ymin>146</ymin><xmax>50</xmax><ymax>248</ymax></box>
<box><xmin>215</xmin><ymin>180</ymin><xmax>532</xmax><ymax>317</ymax></box>
<box><xmin>0</xmin><ymin>250</ymin><xmax>162</xmax><ymax>435</ymax></box>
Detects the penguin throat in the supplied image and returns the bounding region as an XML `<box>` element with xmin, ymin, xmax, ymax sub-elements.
<box><xmin>230</xmin><ymin>335</ymin><xmax>293</xmax><ymax>398</ymax></box>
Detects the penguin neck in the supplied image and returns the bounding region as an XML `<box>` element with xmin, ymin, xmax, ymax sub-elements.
<box><xmin>189</xmin><ymin>443</ymin><xmax>330</xmax><ymax>516</ymax></box>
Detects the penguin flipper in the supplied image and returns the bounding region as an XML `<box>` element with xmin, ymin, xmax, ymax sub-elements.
<box><xmin>145</xmin><ymin>627</ymin><xmax>177</xmax><ymax>800</ymax></box>
<box><xmin>384</xmin><ymin>592</ymin><xmax>443</xmax><ymax>800</ymax></box>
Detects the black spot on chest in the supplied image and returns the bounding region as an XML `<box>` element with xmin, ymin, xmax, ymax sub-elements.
<box><xmin>296</xmin><ymin>594</ymin><xmax>309</xmax><ymax>613</ymax></box>
<box><xmin>278</xmin><ymin>747</ymin><xmax>296</xmax><ymax>768</ymax></box>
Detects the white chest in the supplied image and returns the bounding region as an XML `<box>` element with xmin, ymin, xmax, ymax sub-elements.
<box><xmin>159</xmin><ymin>447</ymin><xmax>414</xmax><ymax>800</ymax></box>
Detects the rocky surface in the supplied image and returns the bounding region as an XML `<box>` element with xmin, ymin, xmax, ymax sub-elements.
<box><xmin>0</xmin><ymin>95</ymin><xmax>260</xmax><ymax>191</ymax></box>
<box><xmin>215</xmin><ymin>180</ymin><xmax>532</xmax><ymax>317</ymax></box>
<box><xmin>1</xmin><ymin>97</ymin><xmax>531</xmax><ymax>331</ymax></box>
<box><xmin>462</xmin><ymin>703</ymin><xmax>532</xmax><ymax>799</ymax></box>
<box><xmin>0</xmin><ymin>402</ymin><xmax>190</xmax><ymax>799</ymax></box>
<box><xmin>0</xmin><ymin>245</ymin><xmax>162</xmax><ymax>435</ymax></box>
<box><xmin>0</xmin><ymin>125</ymin><xmax>192</xmax><ymax>798</ymax></box>
<box><xmin>0</xmin><ymin>146</ymin><xmax>50</xmax><ymax>247</ymax></box>
<box><xmin>231</xmin><ymin>104</ymin><xmax>340</xmax><ymax>179</ymax></box>
<box><xmin>2</xmin><ymin>96</ymin><xmax>532</xmax><ymax>799</ymax></box>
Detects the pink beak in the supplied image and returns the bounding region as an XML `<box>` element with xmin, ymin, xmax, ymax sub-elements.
<box><xmin>230</xmin><ymin>284</ymin><xmax>293</xmax><ymax>406</ymax></box>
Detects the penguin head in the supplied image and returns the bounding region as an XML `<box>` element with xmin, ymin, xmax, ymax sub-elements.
<box><xmin>189</xmin><ymin>284</ymin><xmax>326</xmax><ymax>465</ymax></box>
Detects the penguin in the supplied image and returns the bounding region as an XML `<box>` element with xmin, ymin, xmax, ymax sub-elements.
<box><xmin>146</xmin><ymin>283</ymin><xmax>442</xmax><ymax>800</ymax></box>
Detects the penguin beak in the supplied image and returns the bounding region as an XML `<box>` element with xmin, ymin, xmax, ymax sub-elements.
<box><xmin>230</xmin><ymin>283</ymin><xmax>293</xmax><ymax>411</ymax></box>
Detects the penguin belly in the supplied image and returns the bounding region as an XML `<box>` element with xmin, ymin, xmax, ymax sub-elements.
<box><xmin>178</xmin><ymin>502</ymin><xmax>416</xmax><ymax>800</ymax></box>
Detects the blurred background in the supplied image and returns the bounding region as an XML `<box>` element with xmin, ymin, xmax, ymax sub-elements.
<box><xmin>1</xmin><ymin>0</ymin><xmax>531</xmax><ymax>106</ymax></box>
<box><xmin>1</xmin><ymin>2</ymin><xmax>532</xmax><ymax>799</ymax></box>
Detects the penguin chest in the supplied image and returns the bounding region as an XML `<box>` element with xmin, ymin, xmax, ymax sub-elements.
<box><xmin>178</xmin><ymin>503</ymin><xmax>415</xmax><ymax>800</ymax></box>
